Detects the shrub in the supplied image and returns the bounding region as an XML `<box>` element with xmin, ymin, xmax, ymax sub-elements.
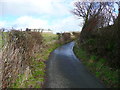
<box><xmin>2</xmin><ymin>30</ymin><xmax>43</xmax><ymax>88</ymax></box>
<box><xmin>78</xmin><ymin>15</ymin><xmax>120</xmax><ymax>69</ymax></box>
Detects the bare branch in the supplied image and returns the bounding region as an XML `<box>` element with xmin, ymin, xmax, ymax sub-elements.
<box><xmin>72</xmin><ymin>1</ymin><xmax>115</xmax><ymax>29</ymax></box>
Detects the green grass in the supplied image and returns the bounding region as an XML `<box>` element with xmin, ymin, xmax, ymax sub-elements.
<box><xmin>0</xmin><ymin>32</ymin><xmax>8</xmax><ymax>49</ymax></box>
<box><xmin>42</xmin><ymin>33</ymin><xmax>58</xmax><ymax>43</ymax></box>
<box><xmin>0</xmin><ymin>34</ymin><xmax>2</xmax><ymax>49</ymax></box>
<box><xmin>11</xmin><ymin>33</ymin><xmax>61</xmax><ymax>88</ymax></box>
<box><xmin>73</xmin><ymin>43</ymin><xmax>120</xmax><ymax>88</ymax></box>
<box><xmin>0</xmin><ymin>32</ymin><xmax>4</xmax><ymax>49</ymax></box>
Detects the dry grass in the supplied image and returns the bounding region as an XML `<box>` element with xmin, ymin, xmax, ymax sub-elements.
<box><xmin>2</xmin><ymin>30</ymin><xmax>43</xmax><ymax>88</ymax></box>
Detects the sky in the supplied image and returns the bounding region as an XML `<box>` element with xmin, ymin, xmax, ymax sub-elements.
<box><xmin>0</xmin><ymin>0</ymin><xmax>119</xmax><ymax>33</ymax></box>
<box><xmin>0</xmin><ymin>0</ymin><xmax>84</xmax><ymax>33</ymax></box>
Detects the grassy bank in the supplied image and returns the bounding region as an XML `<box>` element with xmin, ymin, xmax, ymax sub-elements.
<box><xmin>12</xmin><ymin>33</ymin><xmax>61</xmax><ymax>88</ymax></box>
<box><xmin>73</xmin><ymin>42</ymin><xmax>120</xmax><ymax>88</ymax></box>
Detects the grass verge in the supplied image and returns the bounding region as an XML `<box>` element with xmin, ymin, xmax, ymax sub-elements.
<box><xmin>73</xmin><ymin>43</ymin><xmax>120</xmax><ymax>88</ymax></box>
<box><xmin>11</xmin><ymin>33</ymin><xmax>61</xmax><ymax>88</ymax></box>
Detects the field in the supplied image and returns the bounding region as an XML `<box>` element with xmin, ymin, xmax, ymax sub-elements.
<box><xmin>0</xmin><ymin>32</ymin><xmax>8</xmax><ymax>50</ymax></box>
<box><xmin>0</xmin><ymin>33</ymin><xmax>3</xmax><ymax>49</ymax></box>
<box><xmin>42</xmin><ymin>33</ymin><xmax>58</xmax><ymax>43</ymax></box>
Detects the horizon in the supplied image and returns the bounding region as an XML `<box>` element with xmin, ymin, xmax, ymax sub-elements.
<box><xmin>0</xmin><ymin>0</ymin><xmax>119</xmax><ymax>33</ymax></box>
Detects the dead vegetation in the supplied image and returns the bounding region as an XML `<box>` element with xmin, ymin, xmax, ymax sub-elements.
<box><xmin>56</xmin><ymin>32</ymin><xmax>76</xmax><ymax>44</ymax></box>
<box><xmin>72</xmin><ymin>32</ymin><xmax>80</xmax><ymax>38</ymax></box>
<box><xmin>2</xmin><ymin>30</ymin><xmax>43</xmax><ymax>88</ymax></box>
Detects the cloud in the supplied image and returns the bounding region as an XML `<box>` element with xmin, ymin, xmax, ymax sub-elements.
<box><xmin>0</xmin><ymin>0</ymin><xmax>83</xmax><ymax>33</ymax></box>
<box><xmin>10</xmin><ymin>16</ymin><xmax>49</xmax><ymax>29</ymax></box>
<box><xmin>1</xmin><ymin>15</ymin><xmax>83</xmax><ymax>33</ymax></box>
<box><xmin>51</xmin><ymin>16</ymin><xmax>83</xmax><ymax>33</ymax></box>
<box><xmin>0</xmin><ymin>21</ymin><xmax>6</xmax><ymax>27</ymax></box>
<box><xmin>0</xmin><ymin>0</ymin><xmax>70</xmax><ymax>16</ymax></box>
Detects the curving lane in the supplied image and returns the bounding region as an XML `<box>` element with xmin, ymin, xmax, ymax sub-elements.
<box><xmin>45</xmin><ymin>42</ymin><xmax>105</xmax><ymax>88</ymax></box>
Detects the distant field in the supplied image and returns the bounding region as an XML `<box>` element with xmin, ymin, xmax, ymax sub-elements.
<box><xmin>0</xmin><ymin>34</ymin><xmax>3</xmax><ymax>49</ymax></box>
<box><xmin>0</xmin><ymin>32</ymin><xmax>8</xmax><ymax>49</ymax></box>
<box><xmin>42</xmin><ymin>33</ymin><xmax>58</xmax><ymax>43</ymax></box>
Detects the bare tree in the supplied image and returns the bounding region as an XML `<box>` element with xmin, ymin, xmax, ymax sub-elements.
<box><xmin>116</xmin><ymin>0</ymin><xmax>120</xmax><ymax>9</ymax></box>
<box><xmin>72</xmin><ymin>1</ymin><xmax>115</xmax><ymax>44</ymax></box>
<box><xmin>115</xmin><ymin>0</ymin><xmax>120</xmax><ymax>30</ymax></box>
<box><xmin>72</xmin><ymin>2</ymin><xmax>115</xmax><ymax>29</ymax></box>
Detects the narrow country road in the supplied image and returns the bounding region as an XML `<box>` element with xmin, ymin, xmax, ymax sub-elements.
<box><xmin>45</xmin><ymin>42</ymin><xmax>105</xmax><ymax>88</ymax></box>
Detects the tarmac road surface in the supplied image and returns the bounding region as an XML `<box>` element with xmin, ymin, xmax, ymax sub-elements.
<box><xmin>45</xmin><ymin>42</ymin><xmax>105</xmax><ymax>88</ymax></box>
